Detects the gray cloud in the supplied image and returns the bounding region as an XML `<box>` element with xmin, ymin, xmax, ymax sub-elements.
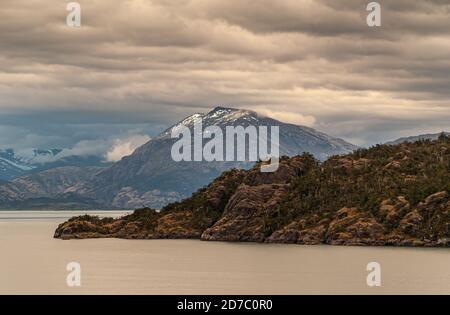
<box><xmin>0</xmin><ymin>0</ymin><xmax>449</xmax><ymax>147</ymax></box>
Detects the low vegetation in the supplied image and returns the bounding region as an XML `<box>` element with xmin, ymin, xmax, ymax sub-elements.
<box><xmin>55</xmin><ymin>134</ymin><xmax>450</xmax><ymax>247</ymax></box>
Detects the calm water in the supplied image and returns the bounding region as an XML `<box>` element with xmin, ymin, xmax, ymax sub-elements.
<box><xmin>0</xmin><ymin>211</ymin><xmax>449</xmax><ymax>295</ymax></box>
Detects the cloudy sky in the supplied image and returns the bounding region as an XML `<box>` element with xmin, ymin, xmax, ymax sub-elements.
<box><xmin>1</xmin><ymin>0</ymin><xmax>449</xmax><ymax>159</ymax></box>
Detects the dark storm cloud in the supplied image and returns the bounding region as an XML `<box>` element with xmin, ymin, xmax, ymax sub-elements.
<box><xmin>0</xmin><ymin>0</ymin><xmax>449</xmax><ymax>147</ymax></box>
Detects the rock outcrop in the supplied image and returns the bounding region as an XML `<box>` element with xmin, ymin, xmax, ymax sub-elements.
<box><xmin>55</xmin><ymin>136</ymin><xmax>450</xmax><ymax>247</ymax></box>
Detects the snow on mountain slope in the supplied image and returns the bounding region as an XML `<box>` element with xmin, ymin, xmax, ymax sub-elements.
<box><xmin>0</xmin><ymin>107</ymin><xmax>358</xmax><ymax>209</ymax></box>
<box><xmin>82</xmin><ymin>106</ymin><xmax>358</xmax><ymax>209</ymax></box>
<box><xmin>0</xmin><ymin>148</ymin><xmax>109</xmax><ymax>181</ymax></box>
<box><xmin>0</xmin><ymin>149</ymin><xmax>60</xmax><ymax>180</ymax></box>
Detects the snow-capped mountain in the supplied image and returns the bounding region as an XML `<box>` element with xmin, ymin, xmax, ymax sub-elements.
<box><xmin>0</xmin><ymin>149</ymin><xmax>61</xmax><ymax>181</ymax></box>
<box><xmin>0</xmin><ymin>148</ymin><xmax>110</xmax><ymax>181</ymax></box>
<box><xmin>78</xmin><ymin>107</ymin><xmax>358</xmax><ymax>209</ymax></box>
<box><xmin>0</xmin><ymin>107</ymin><xmax>358</xmax><ymax>209</ymax></box>
<box><xmin>159</xmin><ymin>107</ymin><xmax>356</xmax><ymax>159</ymax></box>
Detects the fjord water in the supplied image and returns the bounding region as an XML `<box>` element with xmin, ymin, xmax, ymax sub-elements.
<box><xmin>0</xmin><ymin>211</ymin><xmax>449</xmax><ymax>294</ymax></box>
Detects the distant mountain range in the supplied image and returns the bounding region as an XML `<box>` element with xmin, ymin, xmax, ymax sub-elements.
<box><xmin>0</xmin><ymin>107</ymin><xmax>357</xmax><ymax>209</ymax></box>
<box><xmin>0</xmin><ymin>148</ymin><xmax>110</xmax><ymax>181</ymax></box>
<box><xmin>0</xmin><ymin>149</ymin><xmax>60</xmax><ymax>180</ymax></box>
<box><xmin>0</xmin><ymin>166</ymin><xmax>106</xmax><ymax>210</ymax></box>
<box><xmin>386</xmin><ymin>132</ymin><xmax>450</xmax><ymax>145</ymax></box>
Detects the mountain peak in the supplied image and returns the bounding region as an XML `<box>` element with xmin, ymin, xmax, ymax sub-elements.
<box><xmin>1</xmin><ymin>106</ymin><xmax>358</xmax><ymax>209</ymax></box>
<box><xmin>211</xmin><ymin>106</ymin><xmax>236</xmax><ymax>112</ymax></box>
<box><xmin>159</xmin><ymin>106</ymin><xmax>259</xmax><ymax>139</ymax></box>
<box><xmin>204</xmin><ymin>106</ymin><xmax>258</xmax><ymax>124</ymax></box>
<box><xmin>209</xmin><ymin>106</ymin><xmax>255</xmax><ymax>116</ymax></box>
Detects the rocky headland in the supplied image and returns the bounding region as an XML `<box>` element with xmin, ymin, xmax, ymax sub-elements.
<box><xmin>54</xmin><ymin>135</ymin><xmax>450</xmax><ymax>247</ymax></box>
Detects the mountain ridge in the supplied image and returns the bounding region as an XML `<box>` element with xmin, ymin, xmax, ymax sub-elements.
<box><xmin>0</xmin><ymin>148</ymin><xmax>61</xmax><ymax>180</ymax></box>
<box><xmin>0</xmin><ymin>148</ymin><xmax>110</xmax><ymax>181</ymax></box>
<box><xmin>386</xmin><ymin>131</ymin><xmax>450</xmax><ymax>146</ymax></box>
<box><xmin>0</xmin><ymin>106</ymin><xmax>357</xmax><ymax>209</ymax></box>
<box><xmin>73</xmin><ymin>106</ymin><xmax>358</xmax><ymax>209</ymax></box>
<box><xmin>0</xmin><ymin>166</ymin><xmax>106</xmax><ymax>209</ymax></box>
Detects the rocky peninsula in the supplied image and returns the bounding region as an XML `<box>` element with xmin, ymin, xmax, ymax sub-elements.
<box><xmin>55</xmin><ymin>135</ymin><xmax>450</xmax><ymax>247</ymax></box>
